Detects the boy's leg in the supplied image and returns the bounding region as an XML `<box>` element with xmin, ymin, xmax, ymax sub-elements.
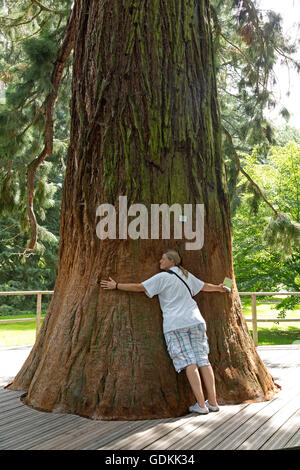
<box><xmin>199</xmin><ymin>365</ymin><xmax>218</xmax><ymax>406</ymax></box>
<box><xmin>185</xmin><ymin>364</ymin><xmax>206</xmax><ymax>408</ymax></box>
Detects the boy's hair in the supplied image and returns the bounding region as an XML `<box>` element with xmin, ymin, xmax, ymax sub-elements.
<box><xmin>164</xmin><ymin>249</ymin><xmax>188</xmax><ymax>278</ymax></box>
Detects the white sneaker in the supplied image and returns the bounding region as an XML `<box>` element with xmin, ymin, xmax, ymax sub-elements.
<box><xmin>205</xmin><ymin>400</ymin><xmax>220</xmax><ymax>412</ymax></box>
<box><xmin>189</xmin><ymin>402</ymin><xmax>209</xmax><ymax>414</ymax></box>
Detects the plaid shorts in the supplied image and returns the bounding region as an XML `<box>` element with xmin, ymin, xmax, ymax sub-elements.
<box><xmin>164</xmin><ymin>323</ymin><xmax>210</xmax><ymax>373</ymax></box>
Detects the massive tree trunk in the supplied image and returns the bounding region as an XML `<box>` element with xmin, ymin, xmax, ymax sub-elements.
<box><xmin>6</xmin><ymin>0</ymin><xmax>279</xmax><ymax>420</ymax></box>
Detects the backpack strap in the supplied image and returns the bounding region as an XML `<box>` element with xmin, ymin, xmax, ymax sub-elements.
<box><xmin>165</xmin><ymin>269</ymin><xmax>193</xmax><ymax>297</ymax></box>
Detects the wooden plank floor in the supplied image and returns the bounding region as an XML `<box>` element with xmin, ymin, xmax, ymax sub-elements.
<box><xmin>0</xmin><ymin>345</ymin><xmax>300</xmax><ymax>450</ymax></box>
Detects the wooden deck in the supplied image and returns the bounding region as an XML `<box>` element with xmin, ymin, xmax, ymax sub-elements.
<box><xmin>0</xmin><ymin>345</ymin><xmax>300</xmax><ymax>450</ymax></box>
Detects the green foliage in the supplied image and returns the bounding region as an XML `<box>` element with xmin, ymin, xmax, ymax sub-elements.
<box><xmin>232</xmin><ymin>141</ymin><xmax>300</xmax><ymax>318</ymax></box>
<box><xmin>0</xmin><ymin>1</ymin><xmax>71</xmax><ymax>313</ymax></box>
<box><xmin>263</xmin><ymin>212</ymin><xmax>300</xmax><ymax>258</ymax></box>
<box><xmin>274</xmin><ymin>293</ymin><xmax>300</xmax><ymax>320</ymax></box>
<box><xmin>211</xmin><ymin>0</ymin><xmax>300</xmax><ymax>220</ymax></box>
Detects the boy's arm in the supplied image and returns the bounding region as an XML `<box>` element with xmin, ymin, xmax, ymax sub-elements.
<box><xmin>100</xmin><ymin>277</ymin><xmax>146</xmax><ymax>292</ymax></box>
<box><xmin>117</xmin><ymin>283</ymin><xmax>146</xmax><ymax>292</ymax></box>
<box><xmin>202</xmin><ymin>282</ymin><xmax>228</xmax><ymax>293</ymax></box>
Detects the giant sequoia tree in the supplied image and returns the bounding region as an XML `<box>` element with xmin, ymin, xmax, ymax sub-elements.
<box><xmin>6</xmin><ymin>0</ymin><xmax>279</xmax><ymax>420</ymax></box>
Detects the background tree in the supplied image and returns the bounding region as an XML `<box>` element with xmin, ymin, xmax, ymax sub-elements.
<box><xmin>210</xmin><ymin>0</ymin><xmax>300</xmax><ymax>247</ymax></box>
<box><xmin>232</xmin><ymin>141</ymin><xmax>300</xmax><ymax>317</ymax></box>
<box><xmin>0</xmin><ymin>0</ymin><xmax>71</xmax><ymax>310</ymax></box>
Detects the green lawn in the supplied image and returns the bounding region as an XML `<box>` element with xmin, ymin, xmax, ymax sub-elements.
<box><xmin>0</xmin><ymin>301</ymin><xmax>299</xmax><ymax>347</ymax></box>
<box><xmin>248</xmin><ymin>326</ymin><xmax>300</xmax><ymax>346</ymax></box>
<box><xmin>0</xmin><ymin>313</ymin><xmax>46</xmax><ymax>320</ymax></box>
<box><xmin>0</xmin><ymin>316</ymin><xmax>45</xmax><ymax>347</ymax></box>
<box><xmin>242</xmin><ymin>299</ymin><xmax>300</xmax><ymax>346</ymax></box>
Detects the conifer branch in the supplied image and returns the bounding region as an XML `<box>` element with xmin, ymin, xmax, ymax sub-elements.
<box><xmin>210</xmin><ymin>2</ymin><xmax>267</xmax><ymax>95</ymax></box>
<box><xmin>222</xmin><ymin>125</ymin><xmax>279</xmax><ymax>217</ymax></box>
<box><xmin>242</xmin><ymin>0</ymin><xmax>300</xmax><ymax>70</ymax></box>
<box><xmin>25</xmin><ymin>3</ymin><xmax>77</xmax><ymax>253</ymax></box>
<box><xmin>14</xmin><ymin>17</ymin><xmax>50</xmax><ymax>44</ymax></box>
<box><xmin>31</xmin><ymin>0</ymin><xmax>63</xmax><ymax>16</ymax></box>
<box><xmin>0</xmin><ymin>8</ymin><xmax>42</xmax><ymax>28</ymax></box>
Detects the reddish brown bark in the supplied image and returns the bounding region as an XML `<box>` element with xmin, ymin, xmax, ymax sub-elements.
<box><xmin>6</xmin><ymin>0</ymin><xmax>279</xmax><ymax>420</ymax></box>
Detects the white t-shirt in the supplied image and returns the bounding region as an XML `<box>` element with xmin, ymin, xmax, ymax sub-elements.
<box><xmin>141</xmin><ymin>266</ymin><xmax>206</xmax><ymax>333</ymax></box>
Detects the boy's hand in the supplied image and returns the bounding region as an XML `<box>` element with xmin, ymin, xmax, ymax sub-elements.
<box><xmin>100</xmin><ymin>277</ymin><xmax>117</xmax><ymax>289</ymax></box>
<box><xmin>218</xmin><ymin>283</ymin><xmax>229</xmax><ymax>292</ymax></box>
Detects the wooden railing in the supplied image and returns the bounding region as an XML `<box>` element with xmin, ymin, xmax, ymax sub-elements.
<box><xmin>0</xmin><ymin>291</ymin><xmax>54</xmax><ymax>337</ymax></box>
<box><xmin>239</xmin><ymin>292</ymin><xmax>300</xmax><ymax>346</ymax></box>
<box><xmin>0</xmin><ymin>290</ymin><xmax>299</xmax><ymax>346</ymax></box>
